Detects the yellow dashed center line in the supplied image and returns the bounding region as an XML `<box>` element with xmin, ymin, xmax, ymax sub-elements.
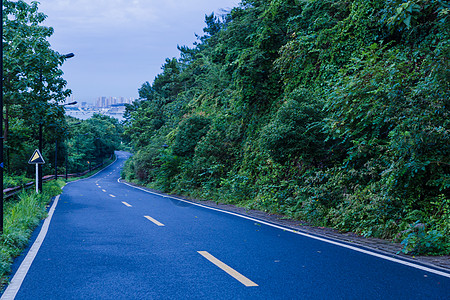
<box><xmin>121</xmin><ymin>201</ymin><xmax>132</xmax><ymax>207</ymax></box>
<box><xmin>197</xmin><ymin>251</ymin><xmax>258</xmax><ymax>287</ymax></box>
<box><xmin>144</xmin><ymin>216</ymin><xmax>165</xmax><ymax>226</ymax></box>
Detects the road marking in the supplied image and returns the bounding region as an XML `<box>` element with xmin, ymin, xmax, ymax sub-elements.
<box><xmin>1</xmin><ymin>195</ymin><xmax>61</xmax><ymax>300</ymax></box>
<box><xmin>144</xmin><ymin>216</ymin><xmax>165</xmax><ymax>226</ymax></box>
<box><xmin>198</xmin><ymin>251</ymin><xmax>258</xmax><ymax>287</ymax></box>
<box><xmin>109</xmin><ymin>194</ymin><xmax>116</xmax><ymax>198</ymax></box>
<box><xmin>120</xmin><ymin>180</ymin><xmax>450</xmax><ymax>279</ymax></box>
<box><xmin>122</xmin><ymin>201</ymin><xmax>132</xmax><ymax>207</ymax></box>
<box><xmin>102</xmin><ymin>189</ymin><xmax>106</xmax><ymax>192</ymax></box>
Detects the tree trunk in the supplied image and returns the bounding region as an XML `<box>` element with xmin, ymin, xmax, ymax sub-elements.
<box><xmin>3</xmin><ymin>105</ymin><xmax>9</xmax><ymax>141</ymax></box>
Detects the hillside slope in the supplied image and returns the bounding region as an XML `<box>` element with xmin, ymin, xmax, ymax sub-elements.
<box><xmin>122</xmin><ymin>0</ymin><xmax>450</xmax><ymax>255</ymax></box>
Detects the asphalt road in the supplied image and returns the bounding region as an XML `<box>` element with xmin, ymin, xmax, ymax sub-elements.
<box><xmin>3</xmin><ymin>151</ymin><xmax>449</xmax><ymax>299</ymax></box>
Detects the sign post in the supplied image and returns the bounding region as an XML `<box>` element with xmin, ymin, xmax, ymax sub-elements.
<box><xmin>28</xmin><ymin>149</ymin><xmax>45</xmax><ymax>193</ymax></box>
<box><xmin>35</xmin><ymin>164</ymin><xmax>38</xmax><ymax>193</ymax></box>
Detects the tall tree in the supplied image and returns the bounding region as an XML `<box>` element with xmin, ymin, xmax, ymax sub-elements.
<box><xmin>3</xmin><ymin>0</ymin><xmax>71</xmax><ymax>173</ymax></box>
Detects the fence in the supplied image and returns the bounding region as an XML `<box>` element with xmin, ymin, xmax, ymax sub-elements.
<box><xmin>2</xmin><ymin>161</ymin><xmax>107</xmax><ymax>199</ymax></box>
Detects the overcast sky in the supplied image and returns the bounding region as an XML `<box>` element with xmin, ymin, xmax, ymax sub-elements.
<box><xmin>36</xmin><ymin>0</ymin><xmax>240</xmax><ymax>103</ymax></box>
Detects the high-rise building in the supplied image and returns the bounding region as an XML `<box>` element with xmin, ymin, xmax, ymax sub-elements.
<box><xmin>95</xmin><ymin>96</ymin><xmax>136</xmax><ymax>108</ymax></box>
<box><xmin>96</xmin><ymin>96</ymin><xmax>108</xmax><ymax>108</ymax></box>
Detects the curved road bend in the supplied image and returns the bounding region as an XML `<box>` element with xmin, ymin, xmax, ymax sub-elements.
<box><xmin>2</xmin><ymin>151</ymin><xmax>449</xmax><ymax>299</ymax></box>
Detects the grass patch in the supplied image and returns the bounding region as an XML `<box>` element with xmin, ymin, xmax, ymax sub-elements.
<box><xmin>0</xmin><ymin>180</ymin><xmax>64</xmax><ymax>288</ymax></box>
<box><xmin>4</xmin><ymin>175</ymin><xmax>32</xmax><ymax>189</ymax></box>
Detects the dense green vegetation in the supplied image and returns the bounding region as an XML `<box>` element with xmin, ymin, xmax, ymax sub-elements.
<box><xmin>64</xmin><ymin>115</ymin><xmax>122</xmax><ymax>175</ymax></box>
<box><xmin>123</xmin><ymin>0</ymin><xmax>450</xmax><ymax>255</ymax></box>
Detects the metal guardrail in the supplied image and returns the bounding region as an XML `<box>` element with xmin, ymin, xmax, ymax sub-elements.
<box><xmin>3</xmin><ymin>182</ymin><xmax>35</xmax><ymax>199</ymax></box>
<box><xmin>2</xmin><ymin>162</ymin><xmax>106</xmax><ymax>199</ymax></box>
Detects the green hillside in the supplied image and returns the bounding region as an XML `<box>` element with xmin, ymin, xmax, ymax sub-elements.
<box><xmin>122</xmin><ymin>0</ymin><xmax>450</xmax><ymax>255</ymax></box>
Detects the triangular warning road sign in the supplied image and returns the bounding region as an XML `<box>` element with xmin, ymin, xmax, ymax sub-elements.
<box><xmin>28</xmin><ymin>149</ymin><xmax>45</xmax><ymax>164</ymax></box>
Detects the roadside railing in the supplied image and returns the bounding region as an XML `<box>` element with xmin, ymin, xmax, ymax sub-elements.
<box><xmin>2</xmin><ymin>161</ymin><xmax>107</xmax><ymax>199</ymax></box>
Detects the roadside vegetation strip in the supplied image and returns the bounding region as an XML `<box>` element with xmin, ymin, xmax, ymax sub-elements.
<box><xmin>1</xmin><ymin>194</ymin><xmax>61</xmax><ymax>300</ymax></box>
<box><xmin>0</xmin><ymin>180</ymin><xmax>64</xmax><ymax>291</ymax></box>
<box><xmin>120</xmin><ymin>180</ymin><xmax>450</xmax><ymax>279</ymax></box>
<box><xmin>198</xmin><ymin>251</ymin><xmax>258</xmax><ymax>287</ymax></box>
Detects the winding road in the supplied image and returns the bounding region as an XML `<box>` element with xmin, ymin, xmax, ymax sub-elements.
<box><xmin>2</xmin><ymin>151</ymin><xmax>449</xmax><ymax>299</ymax></box>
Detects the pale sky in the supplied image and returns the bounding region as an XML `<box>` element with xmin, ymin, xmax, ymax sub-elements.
<box><xmin>36</xmin><ymin>0</ymin><xmax>240</xmax><ymax>103</ymax></box>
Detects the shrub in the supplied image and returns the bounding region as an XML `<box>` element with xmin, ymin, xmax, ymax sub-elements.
<box><xmin>173</xmin><ymin>115</ymin><xmax>211</xmax><ymax>157</ymax></box>
<box><xmin>260</xmin><ymin>89</ymin><xmax>326</xmax><ymax>165</ymax></box>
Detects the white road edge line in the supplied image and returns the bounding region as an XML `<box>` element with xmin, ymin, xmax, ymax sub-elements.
<box><xmin>1</xmin><ymin>195</ymin><xmax>61</xmax><ymax>300</ymax></box>
<box><xmin>198</xmin><ymin>251</ymin><xmax>258</xmax><ymax>287</ymax></box>
<box><xmin>119</xmin><ymin>178</ymin><xmax>450</xmax><ymax>279</ymax></box>
<box><xmin>2</xmin><ymin>157</ymin><xmax>120</xmax><ymax>298</ymax></box>
<box><xmin>144</xmin><ymin>216</ymin><xmax>165</xmax><ymax>226</ymax></box>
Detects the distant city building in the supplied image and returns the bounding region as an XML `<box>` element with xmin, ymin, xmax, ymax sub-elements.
<box><xmin>65</xmin><ymin>96</ymin><xmax>135</xmax><ymax>108</ymax></box>
<box><xmin>96</xmin><ymin>96</ymin><xmax>134</xmax><ymax>108</ymax></box>
<box><xmin>64</xmin><ymin>95</ymin><xmax>137</xmax><ymax>121</ymax></box>
<box><xmin>96</xmin><ymin>96</ymin><xmax>107</xmax><ymax>108</ymax></box>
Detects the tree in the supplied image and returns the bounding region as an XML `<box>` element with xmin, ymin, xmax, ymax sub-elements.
<box><xmin>3</xmin><ymin>0</ymin><xmax>71</xmax><ymax>174</ymax></box>
<box><xmin>65</xmin><ymin>115</ymin><xmax>123</xmax><ymax>173</ymax></box>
